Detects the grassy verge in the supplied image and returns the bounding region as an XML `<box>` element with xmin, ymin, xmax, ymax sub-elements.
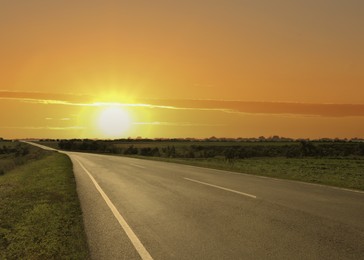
<box><xmin>0</xmin><ymin>148</ymin><xmax>89</xmax><ymax>259</ymax></box>
<box><xmin>127</xmin><ymin>156</ymin><xmax>364</xmax><ymax>191</ymax></box>
<box><xmin>0</xmin><ymin>141</ymin><xmax>55</xmax><ymax>175</ymax></box>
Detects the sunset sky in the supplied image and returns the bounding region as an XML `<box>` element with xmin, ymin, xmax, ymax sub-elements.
<box><xmin>1</xmin><ymin>1</ymin><xmax>363</xmax><ymax>139</ymax></box>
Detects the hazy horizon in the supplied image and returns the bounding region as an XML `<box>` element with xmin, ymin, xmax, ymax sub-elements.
<box><xmin>1</xmin><ymin>1</ymin><xmax>363</xmax><ymax>139</ymax></box>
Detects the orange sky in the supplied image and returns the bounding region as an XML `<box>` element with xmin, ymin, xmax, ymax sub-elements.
<box><xmin>1</xmin><ymin>1</ymin><xmax>363</xmax><ymax>139</ymax></box>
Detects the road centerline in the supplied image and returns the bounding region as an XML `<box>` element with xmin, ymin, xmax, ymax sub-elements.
<box><xmin>184</xmin><ymin>177</ymin><xmax>257</xmax><ymax>199</ymax></box>
<box><xmin>130</xmin><ymin>163</ymin><xmax>146</xmax><ymax>169</ymax></box>
<box><xmin>75</xmin><ymin>158</ymin><xmax>153</xmax><ymax>260</ymax></box>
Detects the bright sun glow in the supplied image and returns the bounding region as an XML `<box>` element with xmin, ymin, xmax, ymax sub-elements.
<box><xmin>98</xmin><ymin>106</ymin><xmax>131</xmax><ymax>137</ymax></box>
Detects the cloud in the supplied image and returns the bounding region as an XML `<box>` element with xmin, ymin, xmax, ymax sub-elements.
<box><xmin>0</xmin><ymin>90</ymin><xmax>92</xmax><ymax>103</ymax></box>
<box><xmin>133</xmin><ymin>122</ymin><xmax>225</xmax><ymax>126</ymax></box>
<box><xmin>45</xmin><ymin>117</ymin><xmax>72</xmax><ymax>121</ymax></box>
<box><xmin>0</xmin><ymin>91</ymin><xmax>179</xmax><ymax>109</ymax></box>
<box><xmin>145</xmin><ymin>99</ymin><xmax>364</xmax><ymax>117</ymax></box>
<box><xmin>1</xmin><ymin>90</ymin><xmax>364</xmax><ymax>117</ymax></box>
<box><xmin>0</xmin><ymin>126</ymin><xmax>85</xmax><ymax>130</ymax></box>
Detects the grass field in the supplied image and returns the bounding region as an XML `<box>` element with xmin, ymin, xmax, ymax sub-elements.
<box><xmin>0</xmin><ymin>143</ymin><xmax>89</xmax><ymax>259</ymax></box>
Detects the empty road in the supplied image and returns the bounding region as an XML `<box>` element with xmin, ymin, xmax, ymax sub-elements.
<box><xmin>29</xmin><ymin>143</ymin><xmax>364</xmax><ymax>259</ymax></box>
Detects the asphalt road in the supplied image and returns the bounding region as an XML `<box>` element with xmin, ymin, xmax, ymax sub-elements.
<box><xmin>28</xmin><ymin>143</ymin><xmax>364</xmax><ymax>259</ymax></box>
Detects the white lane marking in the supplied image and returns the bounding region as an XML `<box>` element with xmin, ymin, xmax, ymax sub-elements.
<box><xmin>184</xmin><ymin>177</ymin><xmax>257</xmax><ymax>199</ymax></box>
<box><xmin>180</xmin><ymin>164</ymin><xmax>364</xmax><ymax>195</ymax></box>
<box><xmin>75</xmin><ymin>158</ymin><xmax>153</xmax><ymax>260</ymax></box>
<box><xmin>130</xmin><ymin>163</ymin><xmax>146</xmax><ymax>169</ymax></box>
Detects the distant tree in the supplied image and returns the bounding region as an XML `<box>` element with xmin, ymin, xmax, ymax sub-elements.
<box><xmin>285</xmin><ymin>146</ymin><xmax>301</xmax><ymax>158</ymax></box>
<box><xmin>300</xmin><ymin>141</ymin><xmax>318</xmax><ymax>157</ymax></box>
<box><xmin>151</xmin><ymin>147</ymin><xmax>160</xmax><ymax>157</ymax></box>
<box><xmin>140</xmin><ymin>147</ymin><xmax>153</xmax><ymax>156</ymax></box>
<box><xmin>187</xmin><ymin>150</ymin><xmax>195</xmax><ymax>158</ymax></box>
<box><xmin>224</xmin><ymin>148</ymin><xmax>237</xmax><ymax>163</ymax></box>
<box><xmin>124</xmin><ymin>145</ymin><xmax>138</xmax><ymax>155</ymax></box>
<box><xmin>165</xmin><ymin>146</ymin><xmax>176</xmax><ymax>157</ymax></box>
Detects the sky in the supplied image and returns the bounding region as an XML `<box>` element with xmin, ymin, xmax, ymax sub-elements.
<box><xmin>1</xmin><ymin>0</ymin><xmax>363</xmax><ymax>139</ymax></box>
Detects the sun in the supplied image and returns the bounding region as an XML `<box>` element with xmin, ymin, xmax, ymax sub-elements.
<box><xmin>97</xmin><ymin>106</ymin><xmax>131</xmax><ymax>137</ymax></box>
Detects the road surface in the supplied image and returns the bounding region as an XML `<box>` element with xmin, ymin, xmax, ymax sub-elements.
<box><xmin>28</xmin><ymin>142</ymin><xmax>364</xmax><ymax>259</ymax></box>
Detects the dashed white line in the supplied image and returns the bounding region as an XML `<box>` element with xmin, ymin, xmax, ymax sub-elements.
<box><xmin>130</xmin><ymin>163</ymin><xmax>146</xmax><ymax>169</ymax></box>
<box><xmin>179</xmin><ymin>163</ymin><xmax>364</xmax><ymax>195</ymax></box>
<box><xmin>75</xmin><ymin>158</ymin><xmax>153</xmax><ymax>260</ymax></box>
<box><xmin>184</xmin><ymin>177</ymin><xmax>257</xmax><ymax>199</ymax></box>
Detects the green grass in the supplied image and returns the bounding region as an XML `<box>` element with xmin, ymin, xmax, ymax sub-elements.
<box><xmin>128</xmin><ymin>156</ymin><xmax>364</xmax><ymax>191</ymax></box>
<box><xmin>0</xmin><ymin>149</ymin><xmax>89</xmax><ymax>259</ymax></box>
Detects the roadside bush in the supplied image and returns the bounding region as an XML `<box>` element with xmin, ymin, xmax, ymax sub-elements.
<box><xmin>0</xmin><ymin>143</ymin><xmax>51</xmax><ymax>176</ymax></box>
<box><xmin>124</xmin><ymin>145</ymin><xmax>138</xmax><ymax>155</ymax></box>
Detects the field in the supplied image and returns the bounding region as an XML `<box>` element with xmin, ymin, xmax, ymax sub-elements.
<box><xmin>38</xmin><ymin>139</ymin><xmax>364</xmax><ymax>191</ymax></box>
<box><xmin>0</xmin><ymin>142</ymin><xmax>89</xmax><ymax>259</ymax></box>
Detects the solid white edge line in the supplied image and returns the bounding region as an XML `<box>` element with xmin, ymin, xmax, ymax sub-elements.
<box><xmin>184</xmin><ymin>177</ymin><xmax>257</xmax><ymax>199</ymax></box>
<box><xmin>75</xmin><ymin>158</ymin><xmax>153</xmax><ymax>260</ymax></box>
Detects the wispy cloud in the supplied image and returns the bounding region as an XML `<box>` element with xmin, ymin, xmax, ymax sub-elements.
<box><xmin>0</xmin><ymin>90</ymin><xmax>92</xmax><ymax>103</ymax></box>
<box><xmin>148</xmin><ymin>99</ymin><xmax>364</xmax><ymax>117</ymax></box>
<box><xmin>133</xmin><ymin>122</ymin><xmax>225</xmax><ymax>126</ymax></box>
<box><xmin>0</xmin><ymin>126</ymin><xmax>85</xmax><ymax>130</ymax></box>
<box><xmin>45</xmin><ymin>117</ymin><xmax>72</xmax><ymax>121</ymax></box>
<box><xmin>1</xmin><ymin>90</ymin><xmax>364</xmax><ymax>117</ymax></box>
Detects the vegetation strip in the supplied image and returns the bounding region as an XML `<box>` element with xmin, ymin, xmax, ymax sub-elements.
<box><xmin>0</xmin><ymin>142</ymin><xmax>89</xmax><ymax>259</ymax></box>
<box><xmin>37</xmin><ymin>139</ymin><xmax>364</xmax><ymax>191</ymax></box>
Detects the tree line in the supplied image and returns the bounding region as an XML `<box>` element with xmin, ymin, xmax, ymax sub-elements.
<box><xmin>57</xmin><ymin>139</ymin><xmax>364</xmax><ymax>160</ymax></box>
